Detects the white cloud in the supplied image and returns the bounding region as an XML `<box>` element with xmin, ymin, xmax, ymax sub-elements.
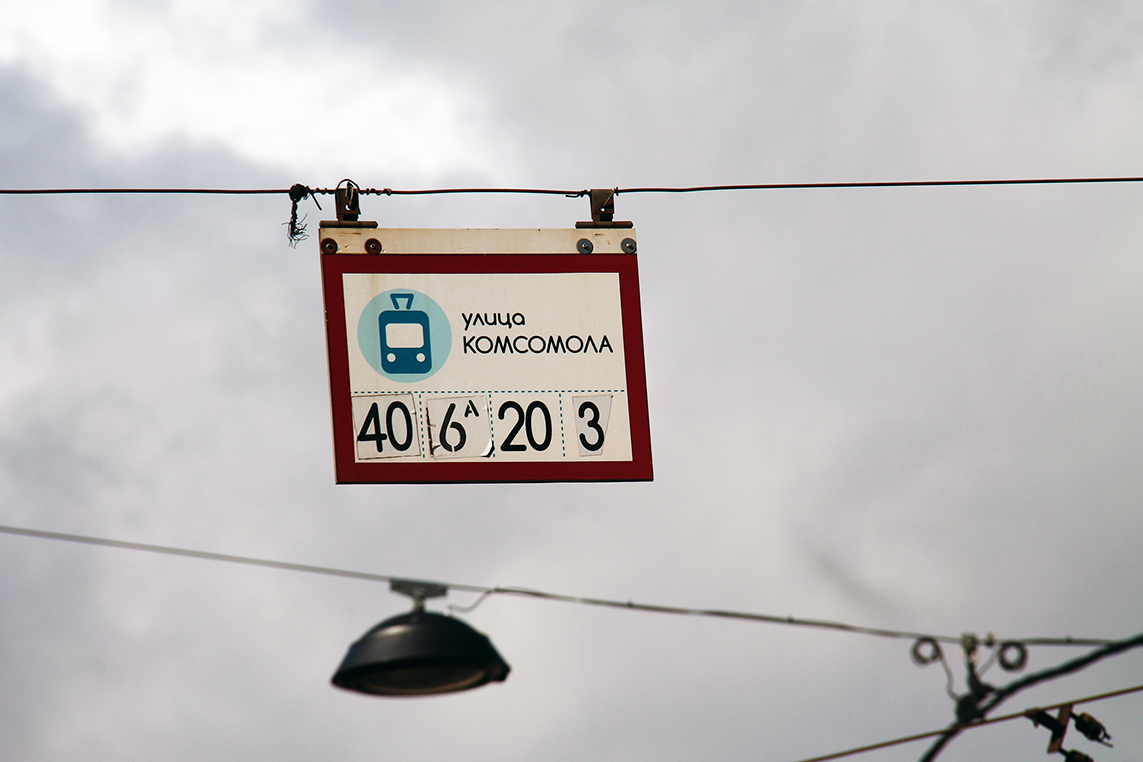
<box><xmin>0</xmin><ymin>0</ymin><xmax>510</xmax><ymax>181</ymax></box>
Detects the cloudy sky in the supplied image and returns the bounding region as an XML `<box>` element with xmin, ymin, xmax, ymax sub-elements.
<box><xmin>2</xmin><ymin>1</ymin><xmax>1142</xmax><ymax>760</ymax></box>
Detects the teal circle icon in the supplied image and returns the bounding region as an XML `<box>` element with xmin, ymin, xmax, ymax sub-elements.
<box><xmin>358</xmin><ymin>289</ymin><xmax>451</xmax><ymax>382</ymax></box>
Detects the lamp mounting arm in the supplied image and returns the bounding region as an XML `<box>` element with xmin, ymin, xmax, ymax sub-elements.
<box><xmin>391</xmin><ymin>579</ymin><xmax>449</xmax><ymax>612</ymax></box>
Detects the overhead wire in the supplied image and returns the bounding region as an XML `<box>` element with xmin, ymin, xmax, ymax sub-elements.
<box><xmin>0</xmin><ymin>187</ymin><xmax>288</xmax><ymax>195</ymax></box>
<box><xmin>5</xmin><ymin>175</ymin><xmax>1141</xmax><ymax>247</ymax></box>
<box><xmin>444</xmin><ymin>585</ymin><xmax>1104</xmax><ymax>646</ymax></box>
<box><xmin>937</xmin><ymin>649</ymin><xmax>958</xmax><ymax>700</ymax></box>
<box><xmin>4</xmin><ymin>175</ymin><xmax>1143</xmax><ymax>197</ymax></box>
<box><xmin>6</xmin><ymin>176</ymin><xmax>1141</xmax><ymax>246</ymax></box>
<box><xmin>0</xmin><ymin>523</ymin><xmax>1112</xmax><ymax>647</ymax></box>
<box><xmin>614</xmin><ymin>176</ymin><xmax>1143</xmax><ymax>193</ymax></box>
<box><xmin>0</xmin><ymin>523</ymin><xmax>479</xmax><ymax>593</ymax></box>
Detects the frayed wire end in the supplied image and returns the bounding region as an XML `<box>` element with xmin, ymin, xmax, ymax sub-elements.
<box><xmin>286</xmin><ymin>184</ymin><xmax>320</xmax><ymax>247</ymax></box>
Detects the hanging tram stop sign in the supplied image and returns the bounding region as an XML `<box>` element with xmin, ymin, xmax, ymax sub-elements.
<box><xmin>318</xmin><ymin>225</ymin><xmax>653</xmax><ymax>483</ymax></box>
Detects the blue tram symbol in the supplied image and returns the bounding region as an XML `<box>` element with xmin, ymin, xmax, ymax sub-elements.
<box><xmin>379</xmin><ymin>293</ymin><xmax>432</xmax><ymax>374</ymax></box>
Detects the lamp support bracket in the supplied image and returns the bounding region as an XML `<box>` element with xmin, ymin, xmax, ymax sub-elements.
<box><xmin>391</xmin><ymin>579</ymin><xmax>449</xmax><ymax>610</ymax></box>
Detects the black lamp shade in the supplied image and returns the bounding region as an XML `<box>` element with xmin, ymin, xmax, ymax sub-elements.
<box><xmin>332</xmin><ymin>611</ymin><xmax>510</xmax><ymax>696</ymax></box>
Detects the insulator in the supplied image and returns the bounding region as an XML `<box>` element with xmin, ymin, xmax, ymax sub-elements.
<box><xmin>1073</xmin><ymin>713</ymin><xmax>1112</xmax><ymax>747</ymax></box>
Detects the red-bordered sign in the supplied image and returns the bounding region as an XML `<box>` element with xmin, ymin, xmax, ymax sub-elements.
<box><xmin>320</xmin><ymin>227</ymin><xmax>652</xmax><ymax>483</ymax></box>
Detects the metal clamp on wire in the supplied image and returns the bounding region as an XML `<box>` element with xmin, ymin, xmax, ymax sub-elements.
<box><xmin>320</xmin><ymin>179</ymin><xmax>378</xmax><ymax>230</ymax></box>
<box><xmin>576</xmin><ymin>188</ymin><xmax>633</xmax><ymax>229</ymax></box>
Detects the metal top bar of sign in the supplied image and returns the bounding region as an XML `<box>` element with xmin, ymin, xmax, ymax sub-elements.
<box><xmin>316</xmin><ymin>227</ymin><xmax>637</xmax><ymax>255</ymax></box>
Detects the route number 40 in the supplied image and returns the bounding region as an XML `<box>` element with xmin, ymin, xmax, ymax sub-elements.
<box><xmin>351</xmin><ymin>394</ymin><xmax>421</xmax><ymax>460</ymax></box>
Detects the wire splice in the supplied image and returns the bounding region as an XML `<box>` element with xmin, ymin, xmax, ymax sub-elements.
<box><xmin>286</xmin><ymin>184</ymin><xmax>318</xmax><ymax>246</ymax></box>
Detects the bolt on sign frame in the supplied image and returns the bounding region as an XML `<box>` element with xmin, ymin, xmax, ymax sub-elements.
<box><xmin>319</xmin><ymin>226</ymin><xmax>653</xmax><ymax>483</ymax></box>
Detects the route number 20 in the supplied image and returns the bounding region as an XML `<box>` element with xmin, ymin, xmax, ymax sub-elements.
<box><xmin>498</xmin><ymin>401</ymin><xmax>552</xmax><ymax>451</ymax></box>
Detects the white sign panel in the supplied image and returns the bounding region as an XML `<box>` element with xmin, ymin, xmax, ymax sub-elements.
<box><xmin>320</xmin><ymin>227</ymin><xmax>653</xmax><ymax>483</ymax></box>
<box><xmin>342</xmin><ymin>271</ymin><xmax>633</xmax><ymax>463</ymax></box>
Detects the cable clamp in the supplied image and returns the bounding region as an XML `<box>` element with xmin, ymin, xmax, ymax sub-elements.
<box><xmin>320</xmin><ymin>179</ymin><xmax>378</xmax><ymax>229</ymax></box>
<box><xmin>576</xmin><ymin>188</ymin><xmax>633</xmax><ymax>229</ymax></box>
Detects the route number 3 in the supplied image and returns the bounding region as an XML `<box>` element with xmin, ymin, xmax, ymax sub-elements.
<box><xmin>571</xmin><ymin>395</ymin><xmax>612</xmax><ymax>457</ymax></box>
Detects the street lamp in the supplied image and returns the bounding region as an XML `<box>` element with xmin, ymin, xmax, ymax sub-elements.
<box><xmin>331</xmin><ymin>579</ymin><xmax>510</xmax><ymax>697</ymax></box>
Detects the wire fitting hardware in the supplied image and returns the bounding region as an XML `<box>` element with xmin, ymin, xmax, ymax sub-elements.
<box><xmin>998</xmin><ymin>641</ymin><xmax>1028</xmax><ymax>671</ymax></box>
<box><xmin>1029</xmin><ymin>704</ymin><xmax>1073</xmax><ymax>753</ymax></box>
<box><xmin>576</xmin><ymin>188</ymin><xmax>633</xmax><ymax>229</ymax></box>
<box><xmin>336</xmin><ymin>180</ymin><xmax>360</xmax><ymax>222</ymax></box>
<box><xmin>912</xmin><ymin>632</ymin><xmax>1039</xmax><ymax>727</ymax></box>
<box><xmin>911</xmin><ymin>637</ymin><xmax>943</xmax><ymax>665</ymax></box>
<box><xmin>319</xmin><ymin>180</ymin><xmax>378</xmax><ymax>230</ymax></box>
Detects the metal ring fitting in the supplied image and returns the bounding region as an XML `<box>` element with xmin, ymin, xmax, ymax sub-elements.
<box><xmin>911</xmin><ymin>637</ymin><xmax>943</xmax><ymax>666</ymax></box>
<box><xmin>997</xmin><ymin>642</ymin><xmax>1028</xmax><ymax>671</ymax></box>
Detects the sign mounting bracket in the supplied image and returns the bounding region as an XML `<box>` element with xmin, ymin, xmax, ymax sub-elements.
<box><xmin>576</xmin><ymin>189</ymin><xmax>633</xmax><ymax>229</ymax></box>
